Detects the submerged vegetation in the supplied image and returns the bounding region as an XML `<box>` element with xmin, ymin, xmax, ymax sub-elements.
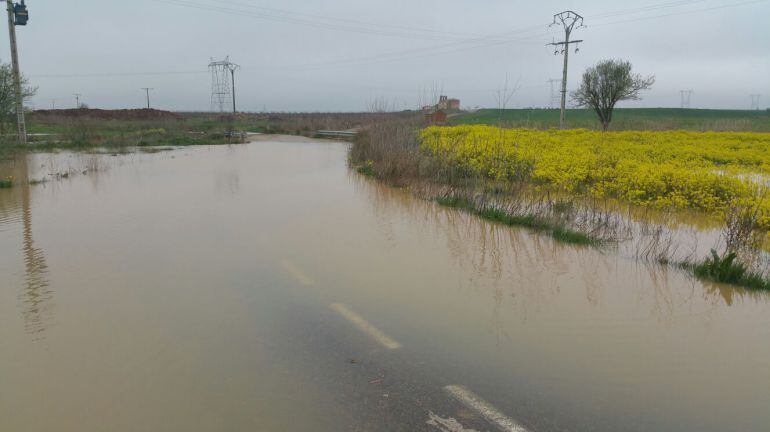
<box><xmin>690</xmin><ymin>250</ymin><xmax>770</xmax><ymax>291</ymax></box>
<box><xmin>436</xmin><ymin>195</ymin><xmax>597</xmax><ymax>245</ymax></box>
<box><xmin>355</xmin><ymin>160</ymin><xmax>375</xmax><ymax>177</ymax></box>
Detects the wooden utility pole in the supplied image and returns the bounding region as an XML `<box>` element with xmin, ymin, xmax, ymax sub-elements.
<box><xmin>6</xmin><ymin>0</ymin><xmax>26</xmax><ymax>143</ymax></box>
<box><xmin>548</xmin><ymin>11</ymin><xmax>584</xmax><ymax>130</ymax></box>
<box><xmin>142</xmin><ymin>87</ymin><xmax>153</xmax><ymax>109</ymax></box>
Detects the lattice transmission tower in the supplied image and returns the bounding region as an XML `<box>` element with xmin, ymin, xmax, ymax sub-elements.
<box><xmin>209</xmin><ymin>57</ymin><xmax>240</xmax><ymax>113</ymax></box>
<box><xmin>546</xmin><ymin>78</ymin><xmax>562</xmax><ymax>109</ymax></box>
<box><xmin>750</xmin><ymin>94</ymin><xmax>762</xmax><ymax>110</ymax></box>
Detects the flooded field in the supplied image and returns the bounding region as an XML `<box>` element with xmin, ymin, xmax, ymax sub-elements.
<box><xmin>1</xmin><ymin>138</ymin><xmax>769</xmax><ymax>431</ymax></box>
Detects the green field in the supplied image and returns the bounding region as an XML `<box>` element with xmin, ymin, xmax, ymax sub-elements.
<box><xmin>449</xmin><ymin>108</ymin><xmax>770</xmax><ymax>131</ymax></box>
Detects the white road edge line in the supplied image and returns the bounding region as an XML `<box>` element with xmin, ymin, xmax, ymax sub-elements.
<box><xmin>281</xmin><ymin>259</ymin><xmax>314</xmax><ymax>286</ymax></box>
<box><xmin>330</xmin><ymin>303</ymin><xmax>402</xmax><ymax>350</ymax></box>
<box><xmin>444</xmin><ymin>385</ymin><xmax>529</xmax><ymax>432</ymax></box>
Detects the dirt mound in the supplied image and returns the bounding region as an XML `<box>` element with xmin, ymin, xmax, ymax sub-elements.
<box><xmin>30</xmin><ymin>108</ymin><xmax>182</xmax><ymax>121</ymax></box>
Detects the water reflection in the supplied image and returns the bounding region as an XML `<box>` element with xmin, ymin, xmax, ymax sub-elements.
<box><xmin>215</xmin><ymin>169</ymin><xmax>241</xmax><ymax>195</ymax></box>
<box><xmin>351</xmin><ymin>173</ymin><xmax>770</xmax><ymax>327</ymax></box>
<box><xmin>0</xmin><ymin>154</ymin><xmax>53</xmax><ymax>339</ymax></box>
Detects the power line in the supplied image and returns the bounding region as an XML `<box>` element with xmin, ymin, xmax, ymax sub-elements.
<box><xmin>153</xmin><ymin>0</ymin><xmax>505</xmax><ymax>42</ymax></box>
<box><xmin>205</xmin><ymin>0</ymin><xmax>497</xmax><ymax>40</ymax></box>
<box><xmin>251</xmin><ymin>0</ymin><xmax>767</xmax><ymax>71</ymax></box>
<box><xmin>30</xmin><ymin>70</ymin><xmax>208</xmax><ymax>78</ymax></box>
<box><xmin>156</xmin><ymin>0</ymin><xmax>731</xmax><ymax>42</ymax></box>
<box><xmin>26</xmin><ymin>0</ymin><xmax>770</xmax><ymax>80</ymax></box>
<box><xmin>589</xmin><ymin>0</ymin><xmax>768</xmax><ymax>28</ymax></box>
<box><xmin>285</xmin><ymin>30</ymin><xmax>555</xmax><ymax>71</ymax></box>
<box><xmin>587</xmin><ymin>0</ymin><xmax>710</xmax><ymax>19</ymax></box>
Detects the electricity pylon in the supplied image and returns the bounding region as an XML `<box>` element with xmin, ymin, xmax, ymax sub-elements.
<box><xmin>548</xmin><ymin>10</ymin><xmax>584</xmax><ymax>129</ymax></box>
<box><xmin>209</xmin><ymin>57</ymin><xmax>240</xmax><ymax>114</ymax></box>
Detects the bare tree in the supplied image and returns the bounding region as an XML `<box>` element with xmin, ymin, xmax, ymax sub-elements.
<box><xmin>417</xmin><ymin>81</ymin><xmax>444</xmax><ymax>110</ymax></box>
<box><xmin>571</xmin><ymin>59</ymin><xmax>654</xmax><ymax>131</ymax></box>
<box><xmin>494</xmin><ymin>73</ymin><xmax>521</xmax><ymax>126</ymax></box>
<box><xmin>365</xmin><ymin>96</ymin><xmax>393</xmax><ymax>113</ymax></box>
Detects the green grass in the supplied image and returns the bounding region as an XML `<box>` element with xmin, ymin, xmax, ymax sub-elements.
<box><xmin>12</xmin><ymin>115</ymin><xmax>248</xmax><ymax>153</ymax></box>
<box><xmin>449</xmin><ymin>108</ymin><xmax>770</xmax><ymax>132</ymax></box>
<box><xmin>355</xmin><ymin>161</ymin><xmax>375</xmax><ymax>177</ymax></box>
<box><xmin>436</xmin><ymin>196</ymin><xmax>598</xmax><ymax>245</ymax></box>
<box><xmin>551</xmin><ymin>226</ymin><xmax>594</xmax><ymax>244</ymax></box>
<box><xmin>688</xmin><ymin>250</ymin><xmax>770</xmax><ymax>291</ymax></box>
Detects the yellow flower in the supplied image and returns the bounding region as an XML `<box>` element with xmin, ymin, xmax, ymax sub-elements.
<box><xmin>420</xmin><ymin>126</ymin><xmax>770</xmax><ymax>231</ymax></box>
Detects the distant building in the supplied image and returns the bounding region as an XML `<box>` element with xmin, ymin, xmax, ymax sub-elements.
<box><xmin>425</xmin><ymin>109</ymin><xmax>447</xmax><ymax>125</ymax></box>
<box><xmin>437</xmin><ymin>95</ymin><xmax>460</xmax><ymax>110</ymax></box>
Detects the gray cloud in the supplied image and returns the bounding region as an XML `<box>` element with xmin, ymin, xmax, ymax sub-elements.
<box><xmin>8</xmin><ymin>0</ymin><xmax>769</xmax><ymax>111</ymax></box>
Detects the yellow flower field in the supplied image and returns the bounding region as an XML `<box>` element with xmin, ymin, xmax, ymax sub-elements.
<box><xmin>419</xmin><ymin>126</ymin><xmax>770</xmax><ymax>230</ymax></box>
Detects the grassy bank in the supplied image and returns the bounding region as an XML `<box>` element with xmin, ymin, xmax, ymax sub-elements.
<box><xmin>2</xmin><ymin>110</ymin><xmax>413</xmax><ymax>155</ymax></box>
<box><xmin>22</xmin><ymin>111</ymin><xmax>247</xmax><ymax>150</ymax></box>
<box><xmin>178</xmin><ymin>111</ymin><xmax>413</xmax><ymax>137</ymax></box>
<box><xmin>450</xmin><ymin>108</ymin><xmax>770</xmax><ymax>132</ymax></box>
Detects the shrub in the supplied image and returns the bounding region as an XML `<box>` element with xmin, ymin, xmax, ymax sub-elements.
<box><xmin>692</xmin><ymin>249</ymin><xmax>770</xmax><ymax>291</ymax></box>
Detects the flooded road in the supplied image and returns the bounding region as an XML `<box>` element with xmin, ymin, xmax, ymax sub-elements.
<box><xmin>1</xmin><ymin>138</ymin><xmax>769</xmax><ymax>431</ymax></box>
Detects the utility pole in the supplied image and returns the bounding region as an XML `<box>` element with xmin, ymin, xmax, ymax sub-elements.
<box><xmin>74</xmin><ymin>93</ymin><xmax>81</xmax><ymax>108</ymax></box>
<box><xmin>6</xmin><ymin>0</ymin><xmax>28</xmax><ymax>143</ymax></box>
<box><xmin>680</xmin><ymin>90</ymin><xmax>693</xmax><ymax>109</ymax></box>
<box><xmin>141</xmin><ymin>87</ymin><xmax>153</xmax><ymax>109</ymax></box>
<box><xmin>750</xmin><ymin>94</ymin><xmax>761</xmax><ymax>110</ymax></box>
<box><xmin>548</xmin><ymin>10</ymin><xmax>584</xmax><ymax>129</ymax></box>
<box><xmin>51</xmin><ymin>98</ymin><xmax>55</xmax><ymax>110</ymax></box>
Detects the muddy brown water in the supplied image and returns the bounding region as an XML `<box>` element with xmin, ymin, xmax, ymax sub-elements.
<box><xmin>1</xmin><ymin>138</ymin><xmax>769</xmax><ymax>431</ymax></box>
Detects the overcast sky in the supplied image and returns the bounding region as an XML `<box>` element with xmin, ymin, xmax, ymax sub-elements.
<box><xmin>5</xmin><ymin>0</ymin><xmax>769</xmax><ymax>112</ymax></box>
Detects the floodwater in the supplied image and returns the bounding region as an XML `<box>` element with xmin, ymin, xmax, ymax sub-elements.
<box><xmin>1</xmin><ymin>138</ymin><xmax>769</xmax><ymax>432</ymax></box>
